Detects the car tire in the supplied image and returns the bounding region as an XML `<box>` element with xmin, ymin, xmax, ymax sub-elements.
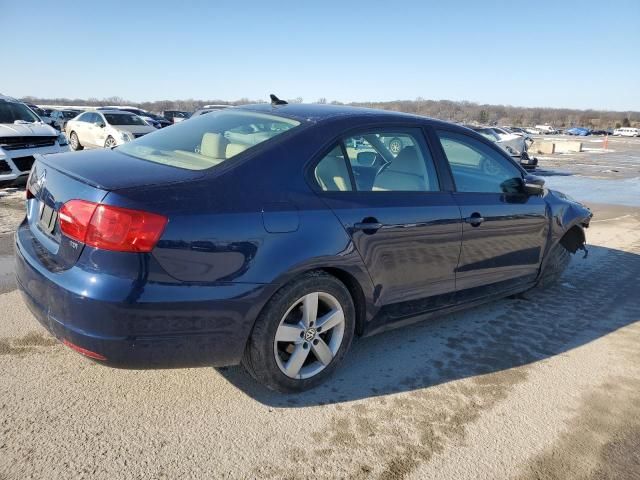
<box><xmin>242</xmin><ymin>271</ymin><xmax>355</xmax><ymax>393</ymax></box>
<box><xmin>104</xmin><ymin>136</ymin><xmax>117</xmax><ymax>149</ymax></box>
<box><xmin>69</xmin><ymin>132</ymin><xmax>83</xmax><ymax>151</ymax></box>
<box><xmin>536</xmin><ymin>242</ymin><xmax>571</xmax><ymax>290</ymax></box>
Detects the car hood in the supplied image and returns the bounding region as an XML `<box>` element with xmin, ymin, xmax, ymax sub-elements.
<box><xmin>114</xmin><ymin>125</ymin><xmax>157</xmax><ymax>134</ymax></box>
<box><xmin>37</xmin><ymin>148</ymin><xmax>206</xmax><ymax>190</ymax></box>
<box><xmin>0</xmin><ymin>122</ymin><xmax>58</xmax><ymax>137</ymax></box>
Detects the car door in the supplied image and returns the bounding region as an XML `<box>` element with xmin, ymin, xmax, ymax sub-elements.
<box><xmin>92</xmin><ymin>112</ymin><xmax>108</xmax><ymax>147</ymax></box>
<box><xmin>434</xmin><ymin>128</ymin><xmax>548</xmax><ymax>301</ymax></box>
<box><xmin>312</xmin><ymin>127</ymin><xmax>462</xmax><ymax>322</ymax></box>
<box><xmin>72</xmin><ymin>112</ymin><xmax>91</xmax><ymax>143</ymax></box>
<box><xmin>79</xmin><ymin>112</ymin><xmax>98</xmax><ymax>146</ymax></box>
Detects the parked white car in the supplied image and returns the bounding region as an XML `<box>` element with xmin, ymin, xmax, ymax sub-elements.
<box><xmin>613</xmin><ymin>127</ymin><xmax>640</xmax><ymax>137</ymax></box>
<box><xmin>0</xmin><ymin>95</ymin><xmax>69</xmax><ymax>186</ymax></box>
<box><xmin>535</xmin><ymin>125</ymin><xmax>559</xmax><ymax>134</ymax></box>
<box><xmin>65</xmin><ymin>110</ymin><xmax>156</xmax><ymax>150</ymax></box>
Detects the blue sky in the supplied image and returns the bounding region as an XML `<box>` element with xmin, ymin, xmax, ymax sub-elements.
<box><xmin>4</xmin><ymin>0</ymin><xmax>639</xmax><ymax>110</ymax></box>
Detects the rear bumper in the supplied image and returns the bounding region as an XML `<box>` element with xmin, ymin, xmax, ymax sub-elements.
<box><xmin>15</xmin><ymin>226</ymin><xmax>275</xmax><ymax>369</ymax></box>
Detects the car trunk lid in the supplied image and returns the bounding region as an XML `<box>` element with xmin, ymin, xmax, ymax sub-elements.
<box><xmin>21</xmin><ymin>150</ymin><xmax>202</xmax><ymax>271</ymax></box>
<box><xmin>37</xmin><ymin>148</ymin><xmax>205</xmax><ymax>190</ymax></box>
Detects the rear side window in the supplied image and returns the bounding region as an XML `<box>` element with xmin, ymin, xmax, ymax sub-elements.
<box><xmin>314</xmin><ymin>130</ymin><xmax>439</xmax><ymax>192</ymax></box>
<box><xmin>314</xmin><ymin>146</ymin><xmax>352</xmax><ymax>191</ymax></box>
<box><xmin>117</xmin><ymin>110</ymin><xmax>300</xmax><ymax>170</ymax></box>
<box><xmin>436</xmin><ymin>130</ymin><xmax>522</xmax><ymax>194</ymax></box>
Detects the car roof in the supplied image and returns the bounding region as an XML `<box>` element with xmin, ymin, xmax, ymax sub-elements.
<box><xmin>0</xmin><ymin>94</ymin><xmax>21</xmax><ymax>103</ymax></box>
<box><xmin>95</xmin><ymin>109</ymin><xmax>135</xmax><ymax>115</ymax></box>
<box><xmin>236</xmin><ymin>103</ymin><xmax>445</xmax><ymax>125</ymax></box>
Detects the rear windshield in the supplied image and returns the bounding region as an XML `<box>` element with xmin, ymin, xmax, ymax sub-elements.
<box><xmin>117</xmin><ymin>110</ymin><xmax>301</xmax><ymax>170</ymax></box>
<box><xmin>104</xmin><ymin>113</ymin><xmax>147</xmax><ymax>126</ymax></box>
<box><xmin>0</xmin><ymin>102</ymin><xmax>41</xmax><ymax>124</ymax></box>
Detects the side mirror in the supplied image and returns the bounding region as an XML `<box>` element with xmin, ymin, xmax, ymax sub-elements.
<box><xmin>97</xmin><ymin>122</ymin><xmax>105</xmax><ymax>128</ymax></box>
<box><xmin>523</xmin><ymin>175</ymin><xmax>545</xmax><ymax>196</ymax></box>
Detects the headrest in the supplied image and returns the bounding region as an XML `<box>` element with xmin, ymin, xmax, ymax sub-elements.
<box><xmin>389</xmin><ymin>146</ymin><xmax>421</xmax><ymax>174</ymax></box>
<box><xmin>226</xmin><ymin>143</ymin><xmax>248</xmax><ymax>158</ymax></box>
<box><xmin>201</xmin><ymin>133</ymin><xmax>228</xmax><ymax>158</ymax></box>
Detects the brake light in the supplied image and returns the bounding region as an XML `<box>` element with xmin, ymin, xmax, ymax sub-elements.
<box><xmin>59</xmin><ymin>200</ymin><xmax>167</xmax><ymax>253</ymax></box>
<box><xmin>26</xmin><ymin>170</ymin><xmax>35</xmax><ymax>199</ymax></box>
<box><xmin>59</xmin><ymin>200</ymin><xmax>97</xmax><ymax>242</ymax></box>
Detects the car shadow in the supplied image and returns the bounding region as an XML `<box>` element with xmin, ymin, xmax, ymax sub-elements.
<box><xmin>217</xmin><ymin>244</ymin><xmax>640</xmax><ymax>407</ymax></box>
<box><xmin>536</xmin><ymin>169</ymin><xmax>574</xmax><ymax>177</ymax></box>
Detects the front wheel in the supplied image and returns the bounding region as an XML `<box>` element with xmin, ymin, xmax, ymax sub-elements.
<box><xmin>104</xmin><ymin>136</ymin><xmax>117</xmax><ymax>149</ymax></box>
<box><xmin>242</xmin><ymin>271</ymin><xmax>355</xmax><ymax>392</ymax></box>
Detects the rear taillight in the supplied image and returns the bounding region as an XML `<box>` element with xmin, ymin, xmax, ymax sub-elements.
<box><xmin>26</xmin><ymin>170</ymin><xmax>35</xmax><ymax>199</ymax></box>
<box><xmin>59</xmin><ymin>199</ymin><xmax>167</xmax><ymax>253</ymax></box>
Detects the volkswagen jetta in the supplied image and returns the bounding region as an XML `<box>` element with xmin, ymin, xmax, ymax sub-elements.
<box><xmin>15</xmin><ymin>103</ymin><xmax>592</xmax><ymax>392</ymax></box>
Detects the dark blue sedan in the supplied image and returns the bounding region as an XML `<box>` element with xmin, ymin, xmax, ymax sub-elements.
<box><xmin>15</xmin><ymin>103</ymin><xmax>592</xmax><ymax>392</ymax></box>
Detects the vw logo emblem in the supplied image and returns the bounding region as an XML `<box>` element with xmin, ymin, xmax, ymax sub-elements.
<box><xmin>304</xmin><ymin>328</ymin><xmax>316</xmax><ymax>342</ymax></box>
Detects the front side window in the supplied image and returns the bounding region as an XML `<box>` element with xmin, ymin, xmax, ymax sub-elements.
<box><xmin>76</xmin><ymin>112</ymin><xmax>92</xmax><ymax>123</ymax></box>
<box><xmin>117</xmin><ymin>110</ymin><xmax>300</xmax><ymax>170</ymax></box>
<box><xmin>436</xmin><ymin>130</ymin><xmax>522</xmax><ymax>194</ymax></box>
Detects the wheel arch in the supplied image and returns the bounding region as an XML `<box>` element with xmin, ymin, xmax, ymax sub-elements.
<box><xmin>559</xmin><ymin>224</ymin><xmax>586</xmax><ymax>254</ymax></box>
<box><xmin>320</xmin><ymin>267</ymin><xmax>368</xmax><ymax>336</ymax></box>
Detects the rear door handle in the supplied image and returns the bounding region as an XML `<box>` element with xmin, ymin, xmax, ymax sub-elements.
<box><xmin>353</xmin><ymin>222</ymin><xmax>383</xmax><ymax>231</ymax></box>
<box><xmin>464</xmin><ymin>213</ymin><xmax>485</xmax><ymax>226</ymax></box>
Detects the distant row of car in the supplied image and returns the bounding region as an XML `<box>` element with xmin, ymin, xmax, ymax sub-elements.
<box><xmin>466</xmin><ymin>126</ymin><xmax>538</xmax><ymax>170</ymax></box>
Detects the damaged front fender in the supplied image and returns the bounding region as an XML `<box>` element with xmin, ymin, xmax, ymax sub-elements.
<box><xmin>542</xmin><ymin>189</ymin><xmax>592</xmax><ymax>267</ymax></box>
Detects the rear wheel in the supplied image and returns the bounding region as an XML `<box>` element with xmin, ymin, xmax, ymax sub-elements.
<box><xmin>69</xmin><ymin>131</ymin><xmax>83</xmax><ymax>151</ymax></box>
<box><xmin>104</xmin><ymin>136</ymin><xmax>117</xmax><ymax>149</ymax></box>
<box><xmin>242</xmin><ymin>271</ymin><xmax>355</xmax><ymax>392</ymax></box>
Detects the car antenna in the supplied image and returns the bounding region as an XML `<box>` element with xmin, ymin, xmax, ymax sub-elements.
<box><xmin>270</xmin><ymin>94</ymin><xmax>288</xmax><ymax>106</ymax></box>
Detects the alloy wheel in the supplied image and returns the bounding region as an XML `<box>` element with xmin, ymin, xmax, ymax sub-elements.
<box><xmin>70</xmin><ymin>133</ymin><xmax>79</xmax><ymax>150</ymax></box>
<box><xmin>273</xmin><ymin>292</ymin><xmax>345</xmax><ymax>379</ymax></box>
<box><xmin>388</xmin><ymin>138</ymin><xmax>403</xmax><ymax>155</ymax></box>
<box><xmin>104</xmin><ymin>137</ymin><xmax>117</xmax><ymax>148</ymax></box>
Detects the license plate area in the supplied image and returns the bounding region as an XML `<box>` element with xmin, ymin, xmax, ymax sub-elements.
<box><xmin>38</xmin><ymin>202</ymin><xmax>58</xmax><ymax>236</ymax></box>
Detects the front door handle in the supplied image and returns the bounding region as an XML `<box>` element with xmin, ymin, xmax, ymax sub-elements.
<box><xmin>464</xmin><ymin>213</ymin><xmax>484</xmax><ymax>226</ymax></box>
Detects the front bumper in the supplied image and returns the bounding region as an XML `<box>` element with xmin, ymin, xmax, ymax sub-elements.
<box><xmin>1</xmin><ymin>144</ymin><xmax>68</xmax><ymax>184</ymax></box>
<box><xmin>15</xmin><ymin>221</ymin><xmax>275</xmax><ymax>368</ymax></box>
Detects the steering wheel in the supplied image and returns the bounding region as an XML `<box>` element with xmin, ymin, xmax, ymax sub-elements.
<box><xmin>375</xmin><ymin>159</ymin><xmax>393</xmax><ymax>177</ymax></box>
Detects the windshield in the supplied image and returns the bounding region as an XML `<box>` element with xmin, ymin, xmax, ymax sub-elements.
<box><xmin>0</xmin><ymin>102</ymin><xmax>41</xmax><ymax>124</ymax></box>
<box><xmin>123</xmin><ymin>108</ymin><xmax>146</xmax><ymax>116</ymax></box>
<box><xmin>475</xmin><ymin>128</ymin><xmax>499</xmax><ymax>141</ymax></box>
<box><xmin>117</xmin><ymin>110</ymin><xmax>301</xmax><ymax>170</ymax></box>
<box><xmin>104</xmin><ymin>113</ymin><xmax>147</xmax><ymax>126</ymax></box>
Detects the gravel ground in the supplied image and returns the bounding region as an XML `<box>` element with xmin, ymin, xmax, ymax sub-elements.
<box><xmin>0</xmin><ymin>139</ymin><xmax>639</xmax><ymax>479</ymax></box>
